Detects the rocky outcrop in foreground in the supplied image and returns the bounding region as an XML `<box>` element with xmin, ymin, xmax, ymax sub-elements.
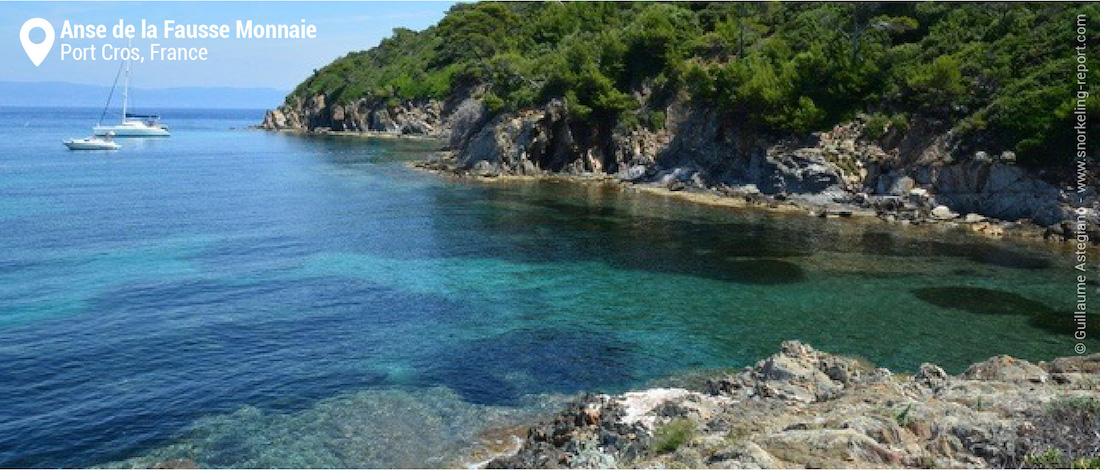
<box><xmin>488</xmin><ymin>342</ymin><xmax>1100</xmax><ymax>469</ymax></box>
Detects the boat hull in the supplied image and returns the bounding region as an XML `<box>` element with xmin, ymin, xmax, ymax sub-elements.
<box><xmin>93</xmin><ymin>125</ymin><xmax>170</xmax><ymax>137</ymax></box>
<box><xmin>63</xmin><ymin>139</ymin><xmax>121</xmax><ymax>150</ymax></box>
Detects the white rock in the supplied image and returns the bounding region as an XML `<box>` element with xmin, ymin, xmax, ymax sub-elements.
<box><xmin>931</xmin><ymin>205</ymin><xmax>959</xmax><ymax>220</ymax></box>
<box><xmin>617</xmin><ymin>388</ymin><xmax>693</xmax><ymax>427</ymax></box>
<box><xmin>889</xmin><ymin>176</ymin><xmax>915</xmax><ymax>196</ymax></box>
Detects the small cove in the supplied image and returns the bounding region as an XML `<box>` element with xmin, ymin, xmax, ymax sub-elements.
<box><xmin>0</xmin><ymin>107</ymin><xmax>1091</xmax><ymax>468</ymax></box>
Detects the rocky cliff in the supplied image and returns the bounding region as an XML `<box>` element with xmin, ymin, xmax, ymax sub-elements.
<box><xmin>264</xmin><ymin>94</ymin><xmax>1099</xmax><ymax>236</ymax></box>
<box><xmin>261</xmin><ymin>93</ymin><xmax>453</xmax><ymax>137</ymax></box>
<box><xmin>487</xmin><ymin>341</ymin><xmax>1100</xmax><ymax>469</ymax></box>
<box><xmin>447</xmin><ymin>98</ymin><xmax>1099</xmax><ymax>231</ymax></box>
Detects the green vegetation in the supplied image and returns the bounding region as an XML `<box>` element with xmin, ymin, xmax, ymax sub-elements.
<box><xmin>1073</xmin><ymin>456</ymin><xmax>1100</xmax><ymax>469</ymax></box>
<box><xmin>863</xmin><ymin>112</ymin><xmax>908</xmax><ymax>140</ymax></box>
<box><xmin>893</xmin><ymin>403</ymin><xmax>913</xmax><ymax>427</ymax></box>
<box><xmin>1021</xmin><ymin>397</ymin><xmax>1100</xmax><ymax>468</ymax></box>
<box><xmin>1020</xmin><ymin>449</ymin><xmax>1100</xmax><ymax>470</ymax></box>
<box><xmin>1023</xmin><ymin>448</ymin><xmax>1100</xmax><ymax>469</ymax></box>
<box><xmin>652</xmin><ymin>419</ymin><xmax>696</xmax><ymax>453</ymax></box>
<box><xmin>1025</xmin><ymin>448</ymin><xmax>1066</xmax><ymax>468</ymax></box>
<box><xmin>1049</xmin><ymin>396</ymin><xmax>1100</xmax><ymax>418</ymax></box>
<box><xmin>292</xmin><ymin>2</ymin><xmax>1099</xmax><ymax>168</ymax></box>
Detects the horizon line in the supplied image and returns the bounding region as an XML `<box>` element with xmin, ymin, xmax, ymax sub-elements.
<box><xmin>0</xmin><ymin>79</ymin><xmax>289</xmax><ymax>92</ymax></box>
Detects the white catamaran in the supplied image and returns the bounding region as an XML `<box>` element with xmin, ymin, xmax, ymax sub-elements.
<box><xmin>93</xmin><ymin>50</ymin><xmax>170</xmax><ymax>137</ymax></box>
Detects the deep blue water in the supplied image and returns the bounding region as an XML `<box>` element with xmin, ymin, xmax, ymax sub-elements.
<box><xmin>0</xmin><ymin>107</ymin><xmax>1091</xmax><ymax>467</ymax></box>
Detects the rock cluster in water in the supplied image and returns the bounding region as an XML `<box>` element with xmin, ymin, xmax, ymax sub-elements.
<box><xmin>488</xmin><ymin>341</ymin><xmax>1100</xmax><ymax>469</ymax></box>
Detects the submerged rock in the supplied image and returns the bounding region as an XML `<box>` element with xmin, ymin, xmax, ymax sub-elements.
<box><xmin>911</xmin><ymin>286</ymin><xmax>1052</xmax><ymax>316</ymax></box>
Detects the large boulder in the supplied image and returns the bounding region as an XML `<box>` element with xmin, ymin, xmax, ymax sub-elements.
<box><xmin>932</xmin><ymin>161</ymin><xmax>1065</xmax><ymax>226</ymax></box>
<box><xmin>733</xmin><ymin>341</ymin><xmax>875</xmax><ymax>403</ymax></box>
<box><xmin>261</xmin><ymin>106</ymin><xmax>303</xmax><ymax>130</ymax></box>
<box><xmin>764</xmin><ymin>148</ymin><xmax>846</xmax><ymax>194</ymax></box>
<box><xmin>961</xmin><ymin>355</ymin><xmax>1048</xmax><ymax>383</ymax></box>
<box><xmin>330</xmin><ymin>105</ymin><xmax>346</xmax><ymax>131</ymax></box>
<box><xmin>457</xmin><ymin>99</ymin><xmax>577</xmax><ymax>175</ymax></box>
<box><xmin>369</xmin><ymin>108</ymin><xmax>399</xmax><ymax>133</ymax></box>
<box><xmin>759</xmin><ymin>429</ymin><xmax>905</xmax><ymax>467</ymax></box>
<box><xmin>261</xmin><ymin>109</ymin><xmax>286</xmax><ymax>130</ymax></box>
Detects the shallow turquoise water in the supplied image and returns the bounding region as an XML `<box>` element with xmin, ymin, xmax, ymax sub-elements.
<box><xmin>0</xmin><ymin>107</ymin><xmax>1091</xmax><ymax>467</ymax></box>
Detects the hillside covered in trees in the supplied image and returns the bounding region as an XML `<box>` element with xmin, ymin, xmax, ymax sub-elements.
<box><xmin>287</xmin><ymin>2</ymin><xmax>1096</xmax><ymax>168</ymax></box>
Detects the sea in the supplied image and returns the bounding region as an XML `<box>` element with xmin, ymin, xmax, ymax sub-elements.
<box><xmin>0</xmin><ymin>107</ymin><xmax>1090</xmax><ymax>468</ymax></box>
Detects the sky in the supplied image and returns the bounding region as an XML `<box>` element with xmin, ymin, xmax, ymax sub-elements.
<box><xmin>0</xmin><ymin>1</ymin><xmax>457</xmax><ymax>91</ymax></box>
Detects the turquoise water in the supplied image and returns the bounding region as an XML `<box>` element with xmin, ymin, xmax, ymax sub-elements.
<box><xmin>0</xmin><ymin>107</ymin><xmax>1091</xmax><ymax>467</ymax></box>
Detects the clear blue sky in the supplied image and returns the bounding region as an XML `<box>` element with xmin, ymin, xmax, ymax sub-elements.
<box><xmin>0</xmin><ymin>2</ymin><xmax>456</xmax><ymax>91</ymax></box>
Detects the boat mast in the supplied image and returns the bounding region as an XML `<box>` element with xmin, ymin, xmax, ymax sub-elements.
<box><xmin>97</xmin><ymin>59</ymin><xmax>125</xmax><ymax>126</ymax></box>
<box><xmin>122</xmin><ymin>38</ymin><xmax>131</xmax><ymax>122</ymax></box>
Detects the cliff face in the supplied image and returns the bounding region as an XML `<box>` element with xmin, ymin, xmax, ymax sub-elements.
<box><xmin>488</xmin><ymin>341</ymin><xmax>1100</xmax><ymax>469</ymax></box>
<box><xmin>440</xmin><ymin>98</ymin><xmax>1094</xmax><ymax>230</ymax></box>
<box><xmin>261</xmin><ymin>94</ymin><xmax>452</xmax><ymax>138</ymax></box>
<box><xmin>263</xmin><ymin>94</ymin><xmax>1098</xmax><ymax>232</ymax></box>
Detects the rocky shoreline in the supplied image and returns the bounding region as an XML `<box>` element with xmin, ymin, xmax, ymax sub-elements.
<box><xmin>481</xmin><ymin>341</ymin><xmax>1100</xmax><ymax>469</ymax></box>
<box><xmin>412</xmin><ymin>156</ymin><xmax>1085</xmax><ymax>246</ymax></box>
<box><xmin>264</xmin><ymin>96</ymin><xmax>1099</xmax><ymax>246</ymax></box>
<box><xmin>257</xmin><ymin>127</ymin><xmax>444</xmax><ymax>141</ymax></box>
<box><xmin>261</xmin><ymin>94</ymin><xmax>452</xmax><ymax>138</ymax></box>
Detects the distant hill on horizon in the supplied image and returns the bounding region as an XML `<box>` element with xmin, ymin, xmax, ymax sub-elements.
<box><xmin>0</xmin><ymin>81</ymin><xmax>287</xmax><ymax>110</ymax></box>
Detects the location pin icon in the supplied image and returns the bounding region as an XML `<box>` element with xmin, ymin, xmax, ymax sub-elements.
<box><xmin>20</xmin><ymin>18</ymin><xmax>55</xmax><ymax>67</ymax></box>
